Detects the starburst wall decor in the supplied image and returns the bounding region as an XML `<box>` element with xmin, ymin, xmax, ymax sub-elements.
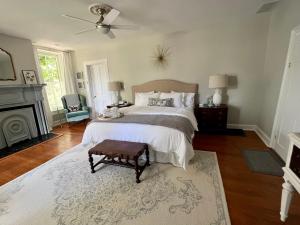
<box><xmin>152</xmin><ymin>45</ymin><xmax>171</xmax><ymax>68</ymax></box>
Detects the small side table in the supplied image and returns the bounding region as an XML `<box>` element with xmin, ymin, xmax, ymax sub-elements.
<box><xmin>280</xmin><ymin>133</ymin><xmax>300</xmax><ymax>222</ymax></box>
<box><xmin>107</xmin><ymin>103</ymin><xmax>133</xmax><ymax>109</ymax></box>
<box><xmin>194</xmin><ymin>104</ymin><xmax>228</xmax><ymax>131</ymax></box>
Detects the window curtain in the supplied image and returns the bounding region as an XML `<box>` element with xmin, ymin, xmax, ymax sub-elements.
<box><xmin>34</xmin><ymin>47</ymin><xmax>77</xmax><ymax>130</ymax></box>
<box><xmin>59</xmin><ymin>51</ymin><xmax>77</xmax><ymax>95</ymax></box>
<box><xmin>33</xmin><ymin>46</ymin><xmax>53</xmax><ymax>130</ymax></box>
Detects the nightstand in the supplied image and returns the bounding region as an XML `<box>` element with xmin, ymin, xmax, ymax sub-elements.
<box><xmin>107</xmin><ymin>103</ymin><xmax>133</xmax><ymax>109</ymax></box>
<box><xmin>194</xmin><ymin>104</ymin><xmax>228</xmax><ymax>131</ymax></box>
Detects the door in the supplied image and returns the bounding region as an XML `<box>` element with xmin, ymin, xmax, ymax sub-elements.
<box><xmin>273</xmin><ymin>28</ymin><xmax>300</xmax><ymax>161</ymax></box>
<box><xmin>85</xmin><ymin>60</ymin><xmax>110</xmax><ymax>116</ymax></box>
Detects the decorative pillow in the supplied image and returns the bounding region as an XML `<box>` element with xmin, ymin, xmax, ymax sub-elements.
<box><xmin>68</xmin><ymin>104</ymin><xmax>81</xmax><ymax>112</ymax></box>
<box><xmin>135</xmin><ymin>92</ymin><xmax>160</xmax><ymax>106</ymax></box>
<box><xmin>148</xmin><ymin>98</ymin><xmax>174</xmax><ymax>107</ymax></box>
<box><xmin>160</xmin><ymin>92</ymin><xmax>183</xmax><ymax>108</ymax></box>
<box><xmin>171</xmin><ymin>91</ymin><xmax>195</xmax><ymax>108</ymax></box>
<box><xmin>184</xmin><ymin>93</ymin><xmax>195</xmax><ymax>108</ymax></box>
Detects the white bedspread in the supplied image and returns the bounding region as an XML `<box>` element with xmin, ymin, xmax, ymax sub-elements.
<box><xmin>82</xmin><ymin>106</ymin><xmax>198</xmax><ymax>169</ymax></box>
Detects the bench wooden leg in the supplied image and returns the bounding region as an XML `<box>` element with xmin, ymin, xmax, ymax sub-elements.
<box><xmin>89</xmin><ymin>154</ymin><xmax>95</xmax><ymax>173</ymax></box>
<box><xmin>145</xmin><ymin>146</ymin><xmax>150</xmax><ymax>166</ymax></box>
<box><xmin>134</xmin><ymin>157</ymin><xmax>141</xmax><ymax>183</ymax></box>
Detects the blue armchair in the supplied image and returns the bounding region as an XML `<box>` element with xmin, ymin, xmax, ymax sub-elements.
<box><xmin>61</xmin><ymin>94</ymin><xmax>90</xmax><ymax>123</ymax></box>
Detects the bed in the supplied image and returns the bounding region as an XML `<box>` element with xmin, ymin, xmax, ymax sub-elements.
<box><xmin>82</xmin><ymin>79</ymin><xmax>199</xmax><ymax>169</ymax></box>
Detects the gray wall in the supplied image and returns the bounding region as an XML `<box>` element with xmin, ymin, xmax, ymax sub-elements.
<box><xmin>0</xmin><ymin>33</ymin><xmax>38</xmax><ymax>84</ymax></box>
<box><xmin>258</xmin><ymin>0</ymin><xmax>300</xmax><ymax>137</ymax></box>
<box><xmin>72</xmin><ymin>15</ymin><xmax>270</xmax><ymax>125</ymax></box>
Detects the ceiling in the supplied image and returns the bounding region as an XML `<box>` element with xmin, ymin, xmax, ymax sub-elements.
<box><xmin>0</xmin><ymin>0</ymin><xmax>267</xmax><ymax>50</ymax></box>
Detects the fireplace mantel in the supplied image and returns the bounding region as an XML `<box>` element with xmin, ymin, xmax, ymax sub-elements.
<box><xmin>0</xmin><ymin>83</ymin><xmax>48</xmax><ymax>149</ymax></box>
<box><xmin>0</xmin><ymin>84</ymin><xmax>46</xmax><ymax>89</ymax></box>
<box><xmin>0</xmin><ymin>84</ymin><xmax>46</xmax><ymax>107</ymax></box>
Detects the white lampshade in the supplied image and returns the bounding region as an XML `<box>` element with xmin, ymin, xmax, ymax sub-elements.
<box><xmin>108</xmin><ymin>81</ymin><xmax>122</xmax><ymax>91</ymax></box>
<box><xmin>209</xmin><ymin>75</ymin><xmax>228</xmax><ymax>89</ymax></box>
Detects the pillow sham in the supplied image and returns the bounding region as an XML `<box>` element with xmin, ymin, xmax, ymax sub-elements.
<box><xmin>148</xmin><ymin>98</ymin><xmax>174</xmax><ymax>107</ymax></box>
<box><xmin>171</xmin><ymin>91</ymin><xmax>195</xmax><ymax>108</ymax></box>
<box><xmin>160</xmin><ymin>92</ymin><xmax>183</xmax><ymax>108</ymax></box>
<box><xmin>135</xmin><ymin>92</ymin><xmax>159</xmax><ymax>106</ymax></box>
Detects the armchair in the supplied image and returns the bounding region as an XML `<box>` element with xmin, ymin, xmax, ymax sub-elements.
<box><xmin>61</xmin><ymin>94</ymin><xmax>90</xmax><ymax>123</ymax></box>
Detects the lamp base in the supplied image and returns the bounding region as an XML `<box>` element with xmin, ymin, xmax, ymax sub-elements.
<box><xmin>111</xmin><ymin>91</ymin><xmax>119</xmax><ymax>105</ymax></box>
<box><xmin>213</xmin><ymin>89</ymin><xmax>222</xmax><ymax>106</ymax></box>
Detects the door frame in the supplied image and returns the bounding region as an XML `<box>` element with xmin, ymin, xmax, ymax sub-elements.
<box><xmin>83</xmin><ymin>58</ymin><xmax>110</xmax><ymax>116</ymax></box>
<box><xmin>270</xmin><ymin>25</ymin><xmax>300</xmax><ymax>159</ymax></box>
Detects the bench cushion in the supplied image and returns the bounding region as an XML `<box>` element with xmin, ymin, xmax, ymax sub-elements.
<box><xmin>88</xmin><ymin>140</ymin><xmax>147</xmax><ymax>159</ymax></box>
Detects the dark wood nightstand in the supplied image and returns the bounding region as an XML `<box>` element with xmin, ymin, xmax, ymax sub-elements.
<box><xmin>194</xmin><ymin>104</ymin><xmax>228</xmax><ymax>131</ymax></box>
<box><xmin>107</xmin><ymin>103</ymin><xmax>133</xmax><ymax>109</ymax></box>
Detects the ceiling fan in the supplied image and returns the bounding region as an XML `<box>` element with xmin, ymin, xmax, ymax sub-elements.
<box><xmin>62</xmin><ymin>3</ymin><xmax>139</xmax><ymax>39</ymax></box>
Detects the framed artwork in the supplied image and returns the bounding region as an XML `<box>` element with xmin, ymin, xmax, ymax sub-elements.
<box><xmin>77</xmin><ymin>81</ymin><xmax>86</xmax><ymax>89</ymax></box>
<box><xmin>77</xmin><ymin>82</ymin><xmax>83</xmax><ymax>89</ymax></box>
<box><xmin>22</xmin><ymin>70</ymin><xmax>38</xmax><ymax>84</ymax></box>
<box><xmin>76</xmin><ymin>72</ymin><xmax>83</xmax><ymax>79</ymax></box>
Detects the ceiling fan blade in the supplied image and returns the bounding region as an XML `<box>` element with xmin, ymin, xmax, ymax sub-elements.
<box><xmin>62</xmin><ymin>14</ymin><xmax>96</xmax><ymax>25</ymax></box>
<box><xmin>102</xmin><ymin>9</ymin><xmax>120</xmax><ymax>25</ymax></box>
<box><xmin>107</xmin><ymin>30</ymin><xmax>116</xmax><ymax>39</ymax></box>
<box><xmin>110</xmin><ymin>24</ymin><xmax>139</xmax><ymax>30</ymax></box>
<box><xmin>75</xmin><ymin>28</ymin><xmax>97</xmax><ymax>35</ymax></box>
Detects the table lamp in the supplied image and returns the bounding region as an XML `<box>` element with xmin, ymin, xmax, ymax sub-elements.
<box><xmin>108</xmin><ymin>81</ymin><xmax>122</xmax><ymax>105</ymax></box>
<box><xmin>209</xmin><ymin>75</ymin><xmax>228</xmax><ymax>106</ymax></box>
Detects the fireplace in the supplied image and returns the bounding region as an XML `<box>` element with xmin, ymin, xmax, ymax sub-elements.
<box><xmin>0</xmin><ymin>84</ymin><xmax>48</xmax><ymax>149</ymax></box>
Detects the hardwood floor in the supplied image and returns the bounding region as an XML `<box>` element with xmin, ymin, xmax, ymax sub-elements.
<box><xmin>0</xmin><ymin>123</ymin><xmax>299</xmax><ymax>224</ymax></box>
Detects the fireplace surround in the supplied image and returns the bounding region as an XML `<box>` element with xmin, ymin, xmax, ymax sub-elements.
<box><xmin>0</xmin><ymin>84</ymin><xmax>48</xmax><ymax>149</ymax></box>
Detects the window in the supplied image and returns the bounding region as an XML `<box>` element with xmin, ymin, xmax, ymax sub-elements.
<box><xmin>38</xmin><ymin>51</ymin><xmax>65</xmax><ymax>112</ymax></box>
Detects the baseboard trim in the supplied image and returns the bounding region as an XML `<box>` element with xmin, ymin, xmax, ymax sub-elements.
<box><xmin>227</xmin><ymin>124</ymin><xmax>256</xmax><ymax>131</ymax></box>
<box><xmin>227</xmin><ymin>123</ymin><xmax>271</xmax><ymax>147</ymax></box>
<box><xmin>254</xmin><ymin>126</ymin><xmax>271</xmax><ymax>147</ymax></box>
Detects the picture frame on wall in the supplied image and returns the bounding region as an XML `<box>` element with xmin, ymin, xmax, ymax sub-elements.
<box><xmin>76</xmin><ymin>72</ymin><xmax>83</xmax><ymax>79</ymax></box>
<box><xmin>22</xmin><ymin>70</ymin><xmax>38</xmax><ymax>84</ymax></box>
<box><xmin>77</xmin><ymin>81</ymin><xmax>84</xmax><ymax>89</ymax></box>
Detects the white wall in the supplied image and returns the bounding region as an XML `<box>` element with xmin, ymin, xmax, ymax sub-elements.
<box><xmin>73</xmin><ymin>15</ymin><xmax>270</xmax><ymax>125</ymax></box>
<box><xmin>0</xmin><ymin>33</ymin><xmax>37</xmax><ymax>84</ymax></box>
<box><xmin>258</xmin><ymin>0</ymin><xmax>300</xmax><ymax>137</ymax></box>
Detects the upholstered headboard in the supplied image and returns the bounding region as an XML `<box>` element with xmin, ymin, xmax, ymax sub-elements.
<box><xmin>132</xmin><ymin>79</ymin><xmax>199</xmax><ymax>105</ymax></box>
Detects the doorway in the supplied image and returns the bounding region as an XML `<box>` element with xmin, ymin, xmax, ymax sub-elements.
<box><xmin>83</xmin><ymin>59</ymin><xmax>111</xmax><ymax>117</ymax></box>
<box><xmin>271</xmin><ymin>25</ymin><xmax>300</xmax><ymax>161</ymax></box>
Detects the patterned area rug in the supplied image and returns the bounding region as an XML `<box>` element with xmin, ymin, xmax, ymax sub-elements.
<box><xmin>0</xmin><ymin>144</ymin><xmax>231</xmax><ymax>225</ymax></box>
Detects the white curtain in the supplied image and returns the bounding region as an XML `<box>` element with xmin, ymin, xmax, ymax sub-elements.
<box><xmin>59</xmin><ymin>51</ymin><xmax>77</xmax><ymax>95</ymax></box>
<box><xmin>33</xmin><ymin>46</ymin><xmax>53</xmax><ymax>130</ymax></box>
<box><xmin>34</xmin><ymin>47</ymin><xmax>77</xmax><ymax>130</ymax></box>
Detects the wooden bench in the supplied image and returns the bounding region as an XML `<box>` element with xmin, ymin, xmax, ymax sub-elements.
<box><xmin>88</xmin><ymin>139</ymin><xmax>150</xmax><ymax>183</ymax></box>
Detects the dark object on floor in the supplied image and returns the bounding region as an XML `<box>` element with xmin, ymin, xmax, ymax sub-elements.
<box><xmin>198</xmin><ymin>128</ymin><xmax>245</xmax><ymax>136</ymax></box>
<box><xmin>88</xmin><ymin>139</ymin><xmax>150</xmax><ymax>183</ymax></box>
<box><xmin>242</xmin><ymin>149</ymin><xmax>285</xmax><ymax>176</ymax></box>
<box><xmin>0</xmin><ymin>133</ymin><xmax>61</xmax><ymax>159</ymax></box>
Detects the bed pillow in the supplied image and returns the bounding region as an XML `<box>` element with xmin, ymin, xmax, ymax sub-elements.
<box><xmin>160</xmin><ymin>92</ymin><xmax>183</xmax><ymax>108</ymax></box>
<box><xmin>135</xmin><ymin>92</ymin><xmax>159</xmax><ymax>106</ymax></box>
<box><xmin>171</xmin><ymin>91</ymin><xmax>195</xmax><ymax>108</ymax></box>
<box><xmin>148</xmin><ymin>98</ymin><xmax>174</xmax><ymax>107</ymax></box>
<box><xmin>184</xmin><ymin>93</ymin><xmax>195</xmax><ymax>108</ymax></box>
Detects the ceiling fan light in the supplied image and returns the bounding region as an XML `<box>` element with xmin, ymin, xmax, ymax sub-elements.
<box><xmin>98</xmin><ymin>27</ymin><xmax>109</xmax><ymax>34</ymax></box>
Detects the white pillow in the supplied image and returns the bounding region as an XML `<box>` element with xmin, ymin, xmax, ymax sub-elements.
<box><xmin>171</xmin><ymin>91</ymin><xmax>195</xmax><ymax>108</ymax></box>
<box><xmin>135</xmin><ymin>92</ymin><xmax>159</xmax><ymax>106</ymax></box>
<box><xmin>160</xmin><ymin>92</ymin><xmax>183</xmax><ymax>108</ymax></box>
<box><xmin>184</xmin><ymin>93</ymin><xmax>195</xmax><ymax>108</ymax></box>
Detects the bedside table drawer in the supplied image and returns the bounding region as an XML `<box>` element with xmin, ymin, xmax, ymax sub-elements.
<box><xmin>195</xmin><ymin>105</ymin><xmax>228</xmax><ymax>131</ymax></box>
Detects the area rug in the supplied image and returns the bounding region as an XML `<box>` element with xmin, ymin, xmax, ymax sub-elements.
<box><xmin>0</xmin><ymin>144</ymin><xmax>231</xmax><ymax>225</ymax></box>
<box><xmin>242</xmin><ymin>149</ymin><xmax>284</xmax><ymax>176</ymax></box>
